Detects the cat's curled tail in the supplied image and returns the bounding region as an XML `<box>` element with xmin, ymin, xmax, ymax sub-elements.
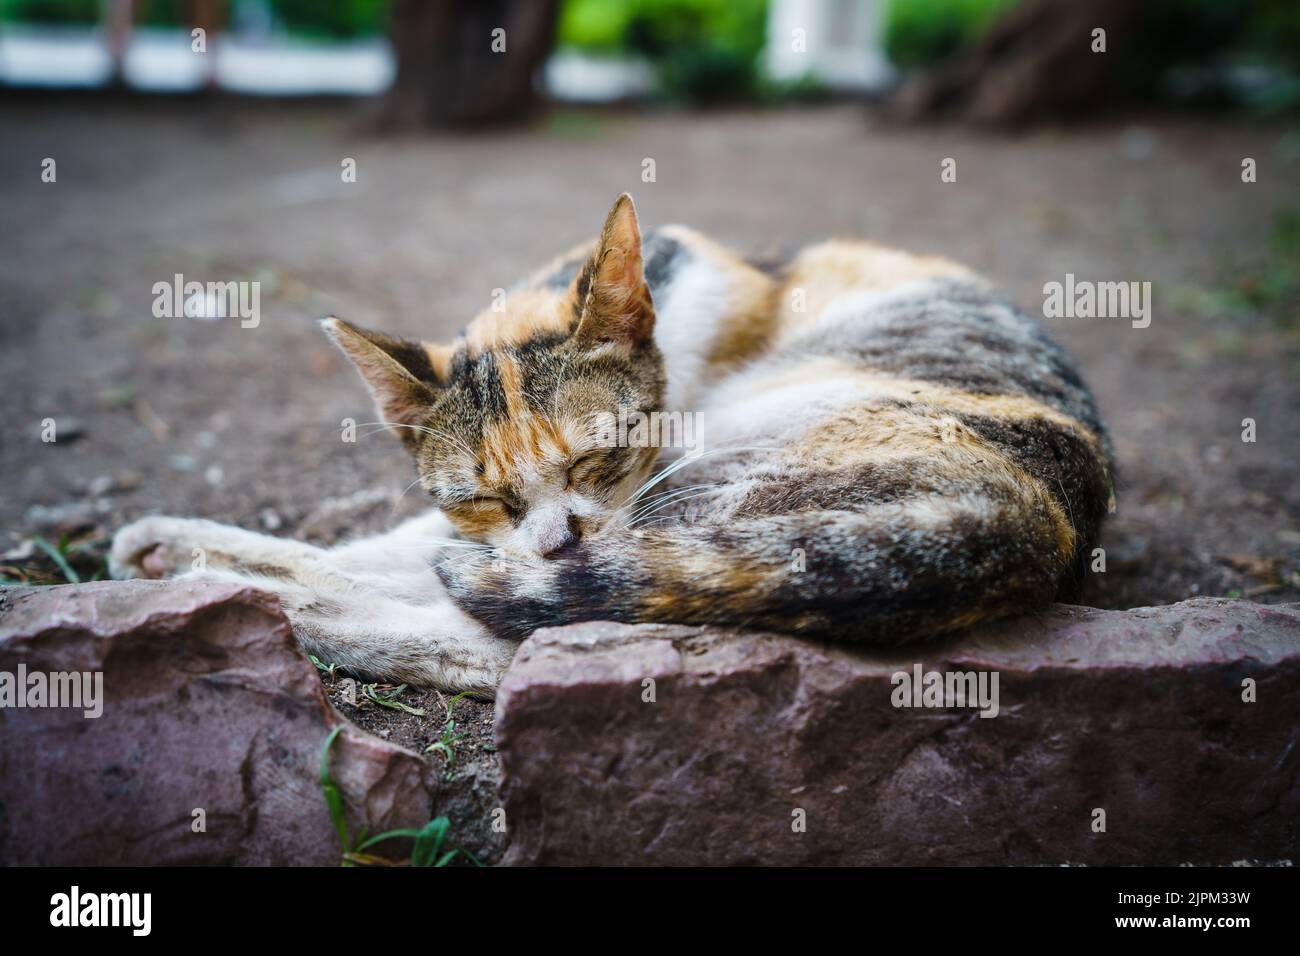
<box><xmin>437</xmin><ymin>459</ymin><xmax>1084</xmax><ymax>643</ymax></box>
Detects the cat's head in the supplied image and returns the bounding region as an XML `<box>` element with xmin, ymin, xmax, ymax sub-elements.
<box><xmin>323</xmin><ymin>194</ymin><xmax>665</xmax><ymax>560</ymax></box>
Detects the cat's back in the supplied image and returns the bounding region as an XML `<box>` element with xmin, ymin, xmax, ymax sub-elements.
<box><xmin>780</xmin><ymin>244</ymin><xmax>1105</xmax><ymax>426</ymax></box>
<box><xmin>709</xmin><ymin>239</ymin><xmax>1115</xmax><ymax>598</ymax></box>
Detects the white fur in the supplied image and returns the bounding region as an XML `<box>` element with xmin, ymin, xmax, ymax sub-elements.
<box><xmin>109</xmin><ymin>511</ymin><xmax>516</xmax><ymax>695</ymax></box>
<box><xmin>650</xmin><ymin>233</ymin><xmax>736</xmax><ymax>413</ymax></box>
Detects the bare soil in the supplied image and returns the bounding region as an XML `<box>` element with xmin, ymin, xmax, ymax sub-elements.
<box><xmin>3</xmin><ymin>96</ymin><xmax>1298</xmax><ymax>771</ymax></box>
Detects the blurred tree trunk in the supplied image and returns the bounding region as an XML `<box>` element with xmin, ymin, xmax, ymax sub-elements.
<box><xmin>375</xmin><ymin>0</ymin><xmax>559</xmax><ymax>129</ymax></box>
<box><xmin>888</xmin><ymin>0</ymin><xmax>1142</xmax><ymax>126</ymax></box>
<box><xmin>105</xmin><ymin>0</ymin><xmax>134</xmax><ymax>88</ymax></box>
<box><xmin>191</xmin><ymin>0</ymin><xmax>223</xmax><ymax>91</ymax></box>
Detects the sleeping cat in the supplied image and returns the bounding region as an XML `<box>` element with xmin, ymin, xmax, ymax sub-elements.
<box><xmin>110</xmin><ymin>194</ymin><xmax>1114</xmax><ymax>695</ymax></box>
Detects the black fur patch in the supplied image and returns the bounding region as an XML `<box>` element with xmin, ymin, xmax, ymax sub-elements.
<box><xmin>792</xmin><ymin>279</ymin><xmax>1107</xmax><ymax>436</ymax></box>
<box><xmin>641</xmin><ymin>230</ymin><xmax>689</xmax><ymax>293</ymax></box>
<box><xmin>956</xmin><ymin>413</ymin><xmax>1113</xmax><ymax>596</ymax></box>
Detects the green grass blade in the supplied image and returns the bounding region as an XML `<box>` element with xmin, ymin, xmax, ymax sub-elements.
<box><xmin>411</xmin><ymin>817</ymin><xmax>451</xmax><ymax>867</ymax></box>
<box><xmin>445</xmin><ymin>690</ymin><xmax>474</xmax><ymax>718</ymax></box>
<box><xmin>356</xmin><ymin>827</ymin><xmax>425</xmax><ymax>852</ymax></box>
<box><xmin>319</xmin><ymin>726</ymin><xmax>350</xmax><ymax>850</ymax></box>
<box><xmin>32</xmin><ymin>536</ymin><xmax>79</xmax><ymax>584</ymax></box>
<box><xmin>364</xmin><ymin>683</ymin><xmax>426</xmax><ymax>716</ymax></box>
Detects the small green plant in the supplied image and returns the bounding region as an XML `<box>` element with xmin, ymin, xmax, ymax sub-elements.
<box><xmin>363</xmin><ymin>682</ymin><xmax>426</xmax><ymax>716</ymax></box>
<box><xmin>32</xmin><ymin>535</ymin><xmax>82</xmax><ymax>583</ymax></box>
<box><xmin>12</xmin><ymin>535</ymin><xmax>108</xmax><ymax>586</ymax></box>
<box><xmin>319</xmin><ymin>726</ymin><xmax>482</xmax><ymax>867</ymax></box>
<box><xmin>309</xmin><ymin>655</ymin><xmax>338</xmax><ymax>678</ymax></box>
<box><xmin>1206</xmin><ymin>208</ymin><xmax>1300</xmax><ymax>332</ymax></box>
<box><xmin>426</xmin><ymin>690</ymin><xmax>473</xmax><ymax>776</ymax></box>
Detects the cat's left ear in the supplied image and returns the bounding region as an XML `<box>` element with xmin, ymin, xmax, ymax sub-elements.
<box><xmin>573</xmin><ymin>193</ymin><xmax>655</xmax><ymax>350</ymax></box>
<box><xmin>321</xmin><ymin>317</ymin><xmax>446</xmax><ymax>450</ymax></box>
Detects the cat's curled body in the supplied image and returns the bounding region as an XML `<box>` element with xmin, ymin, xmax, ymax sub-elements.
<box><xmin>111</xmin><ymin>195</ymin><xmax>1114</xmax><ymax>695</ymax></box>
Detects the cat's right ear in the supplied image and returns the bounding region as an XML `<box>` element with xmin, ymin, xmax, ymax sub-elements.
<box><xmin>321</xmin><ymin>317</ymin><xmax>443</xmax><ymax>450</ymax></box>
<box><xmin>572</xmin><ymin>193</ymin><xmax>655</xmax><ymax>350</ymax></box>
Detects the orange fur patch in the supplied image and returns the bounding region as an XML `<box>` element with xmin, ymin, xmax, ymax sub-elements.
<box><xmin>653</xmin><ymin>226</ymin><xmax>782</xmax><ymax>369</ymax></box>
<box><xmin>774</xmin><ymin>241</ymin><xmax>973</xmax><ymax>344</ymax></box>
<box><xmin>764</xmin><ymin>357</ymin><xmax>1087</xmax><ymax>567</ymax></box>
<box><xmin>462</xmin><ymin>288</ymin><xmax>576</xmax><ymax>355</ymax></box>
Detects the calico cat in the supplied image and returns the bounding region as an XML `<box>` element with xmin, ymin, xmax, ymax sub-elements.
<box><xmin>110</xmin><ymin>194</ymin><xmax>1114</xmax><ymax>695</ymax></box>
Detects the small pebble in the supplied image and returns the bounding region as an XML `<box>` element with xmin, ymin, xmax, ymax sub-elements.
<box><xmin>2</xmin><ymin>540</ymin><xmax>36</xmax><ymax>561</ymax></box>
<box><xmin>25</xmin><ymin>501</ymin><xmax>94</xmax><ymax>528</ymax></box>
<box><xmin>114</xmin><ymin>469</ymin><xmax>143</xmax><ymax>491</ymax></box>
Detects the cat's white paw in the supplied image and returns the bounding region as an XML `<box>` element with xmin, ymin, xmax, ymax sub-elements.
<box><xmin>109</xmin><ymin>516</ymin><xmax>205</xmax><ymax>580</ymax></box>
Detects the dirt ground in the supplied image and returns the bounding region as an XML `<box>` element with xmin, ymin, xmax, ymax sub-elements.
<box><xmin>2</xmin><ymin>96</ymin><xmax>1298</xmax><ymax>766</ymax></box>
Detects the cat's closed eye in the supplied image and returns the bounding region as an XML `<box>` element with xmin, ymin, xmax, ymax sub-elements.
<box><xmin>567</xmin><ymin>451</ymin><xmax>607</xmax><ymax>487</ymax></box>
<box><xmin>452</xmin><ymin>495</ymin><xmax>519</xmax><ymax>520</ymax></box>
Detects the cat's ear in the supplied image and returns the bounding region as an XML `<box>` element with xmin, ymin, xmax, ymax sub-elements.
<box><xmin>572</xmin><ymin>193</ymin><xmax>655</xmax><ymax>350</ymax></box>
<box><xmin>321</xmin><ymin>317</ymin><xmax>443</xmax><ymax>449</ymax></box>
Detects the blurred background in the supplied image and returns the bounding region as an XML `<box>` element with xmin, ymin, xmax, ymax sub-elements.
<box><xmin>3</xmin><ymin>0</ymin><xmax>1299</xmax><ymax>110</ymax></box>
<box><xmin>1</xmin><ymin>0</ymin><xmax>1298</xmax><ymax>612</ymax></box>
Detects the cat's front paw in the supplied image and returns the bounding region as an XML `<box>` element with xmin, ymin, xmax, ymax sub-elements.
<box><xmin>109</xmin><ymin>516</ymin><xmax>205</xmax><ymax>580</ymax></box>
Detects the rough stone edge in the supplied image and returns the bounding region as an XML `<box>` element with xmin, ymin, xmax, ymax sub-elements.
<box><xmin>0</xmin><ymin>580</ymin><xmax>449</xmax><ymax>865</ymax></box>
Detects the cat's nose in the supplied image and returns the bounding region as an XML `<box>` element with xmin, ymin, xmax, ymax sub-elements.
<box><xmin>540</xmin><ymin>515</ymin><xmax>583</xmax><ymax>558</ymax></box>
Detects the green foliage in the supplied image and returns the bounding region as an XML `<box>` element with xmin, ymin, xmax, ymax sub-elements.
<box><xmin>883</xmin><ymin>0</ymin><xmax>1300</xmax><ymax>74</ymax></box>
<box><xmin>270</xmin><ymin>0</ymin><xmax>390</xmax><ymax>40</ymax></box>
<box><xmin>309</xmin><ymin>654</ymin><xmax>338</xmax><ymax>678</ymax></box>
<box><xmin>1171</xmin><ymin>207</ymin><xmax>1300</xmax><ymax>334</ymax></box>
<box><xmin>627</xmin><ymin>0</ymin><xmax>767</xmax><ymax>102</ymax></box>
<box><xmin>425</xmin><ymin>690</ymin><xmax>473</xmax><ymax>778</ymax></box>
<box><xmin>319</xmin><ymin>726</ymin><xmax>351</xmax><ymax>853</ymax></box>
<box><xmin>0</xmin><ymin>0</ymin><xmax>98</xmax><ymax>24</ymax></box>
<box><xmin>32</xmin><ymin>536</ymin><xmax>80</xmax><ymax>584</ymax></box>
<box><xmin>558</xmin><ymin>0</ymin><xmax>631</xmax><ymax>53</ymax></box>
<box><xmin>7</xmin><ymin>534</ymin><xmax>107</xmax><ymax>586</ymax></box>
<box><xmin>363</xmin><ymin>682</ymin><xmax>426</xmax><ymax>716</ymax></box>
<box><xmin>1271</xmin><ymin>208</ymin><xmax>1300</xmax><ymax>258</ymax></box>
<box><xmin>1238</xmin><ymin>208</ymin><xmax>1300</xmax><ymax>327</ymax></box>
<box><xmin>559</xmin><ymin>0</ymin><xmax>767</xmax><ymax>103</ymax></box>
<box><xmin>1208</xmin><ymin>0</ymin><xmax>1300</xmax><ymax>69</ymax></box>
<box><xmin>136</xmin><ymin>0</ymin><xmax>185</xmax><ymax>28</ymax></box>
<box><xmin>357</xmin><ymin>816</ymin><xmax>479</xmax><ymax>868</ymax></box>
<box><xmin>319</xmin><ymin>726</ymin><xmax>481</xmax><ymax>867</ymax></box>
<box><xmin>882</xmin><ymin>0</ymin><xmax>1015</xmax><ymax>70</ymax></box>
<box><xmin>1125</xmin><ymin>1</ymin><xmax>1300</xmax><ymax>110</ymax></box>
<box><xmin>0</xmin><ymin>0</ymin><xmax>391</xmax><ymax>36</ymax></box>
